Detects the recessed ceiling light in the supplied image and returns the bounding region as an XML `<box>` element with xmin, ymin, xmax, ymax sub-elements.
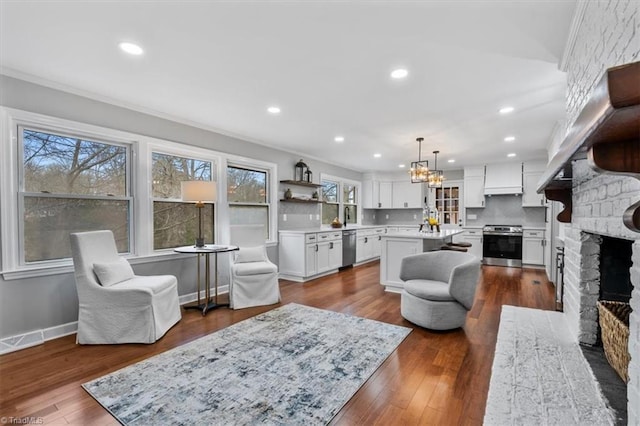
<box><xmin>507</xmin><ymin>153</ymin><xmax>517</xmax><ymax>157</ymax></box>
<box><xmin>118</xmin><ymin>42</ymin><xmax>144</xmax><ymax>55</ymax></box>
<box><xmin>334</xmin><ymin>136</ymin><xmax>345</xmax><ymax>143</ymax></box>
<box><xmin>267</xmin><ymin>106</ymin><xmax>281</xmax><ymax>114</ymax></box>
<box><xmin>504</xmin><ymin>136</ymin><xmax>516</xmax><ymax>142</ymax></box>
<box><xmin>398</xmin><ymin>164</ymin><xmax>406</xmax><ymax>168</ymax></box>
<box><xmin>448</xmin><ymin>159</ymin><xmax>455</xmax><ymax>163</ymax></box>
<box><xmin>499</xmin><ymin>106</ymin><xmax>515</xmax><ymax>114</ymax></box>
<box><xmin>373</xmin><ymin>153</ymin><xmax>382</xmax><ymax>158</ymax></box>
<box><xmin>390</xmin><ymin>68</ymin><xmax>408</xmax><ymax>79</ymax></box>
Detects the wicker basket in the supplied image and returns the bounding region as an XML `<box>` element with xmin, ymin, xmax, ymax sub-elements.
<box><xmin>597</xmin><ymin>300</ymin><xmax>632</xmax><ymax>383</ymax></box>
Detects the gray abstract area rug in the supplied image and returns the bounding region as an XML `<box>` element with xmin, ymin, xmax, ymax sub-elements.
<box><xmin>83</xmin><ymin>303</ymin><xmax>411</xmax><ymax>425</ymax></box>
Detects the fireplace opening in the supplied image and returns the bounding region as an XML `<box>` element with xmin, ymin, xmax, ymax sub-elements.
<box><xmin>599</xmin><ymin>236</ymin><xmax>633</xmax><ymax>303</ymax></box>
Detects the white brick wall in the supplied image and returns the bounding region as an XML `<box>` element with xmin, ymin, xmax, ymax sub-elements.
<box><xmin>563</xmin><ymin>0</ymin><xmax>639</xmax><ymax>423</ymax></box>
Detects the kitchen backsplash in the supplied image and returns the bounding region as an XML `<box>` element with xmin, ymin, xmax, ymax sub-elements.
<box><xmin>466</xmin><ymin>195</ymin><xmax>546</xmax><ymax>227</ymax></box>
<box><xmin>278</xmin><ymin>201</ymin><xmax>321</xmax><ymax>229</ymax></box>
<box><xmin>362</xmin><ymin>195</ymin><xmax>546</xmax><ymax>227</ymax></box>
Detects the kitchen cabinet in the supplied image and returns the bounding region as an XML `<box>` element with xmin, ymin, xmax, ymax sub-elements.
<box><xmin>362</xmin><ymin>180</ymin><xmax>379</xmax><ymax>209</ymax></box>
<box><xmin>523</xmin><ymin>229</ymin><xmax>545</xmax><ymax>266</ymax></box>
<box><xmin>356</xmin><ymin>228</ymin><xmax>386</xmax><ymax>262</ymax></box>
<box><xmin>455</xmin><ymin>228</ymin><xmax>483</xmax><ymax>259</ymax></box>
<box><xmin>522</xmin><ymin>161</ymin><xmax>547</xmax><ymax>207</ymax></box>
<box><xmin>392</xmin><ymin>181</ymin><xmax>421</xmax><ymax>208</ymax></box>
<box><xmin>279</xmin><ymin>230</ymin><xmax>342</xmax><ymax>282</ymax></box>
<box><xmin>379</xmin><ymin>182</ymin><xmax>393</xmax><ymax>208</ymax></box>
<box><xmin>464</xmin><ymin>166</ymin><xmax>486</xmax><ymax>208</ymax></box>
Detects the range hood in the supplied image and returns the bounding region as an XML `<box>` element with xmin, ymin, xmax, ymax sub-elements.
<box><xmin>536</xmin><ymin>61</ymin><xmax>640</xmax><ymax>231</ymax></box>
<box><xmin>484</xmin><ymin>162</ymin><xmax>523</xmax><ymax>195</ymax></box>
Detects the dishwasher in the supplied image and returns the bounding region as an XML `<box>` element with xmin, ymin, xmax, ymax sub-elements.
<box><xmin>342</xmin><ymin>230</ymin><xmax>357</xmax><ymax>268</ymax></box>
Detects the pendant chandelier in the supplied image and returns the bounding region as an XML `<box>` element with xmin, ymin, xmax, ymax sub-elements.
<box><xmin>428</xmin><ymin>150</ymin><xmax>444</xmax><ymax>188</ymax></box>
<box><xmin>410</xmin><ymin>137</ymin><xmax>429</xmax><ymax>183</ymax></box>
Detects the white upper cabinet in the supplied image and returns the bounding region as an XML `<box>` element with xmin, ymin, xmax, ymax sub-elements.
<box><xmin>379</xmin><ymin>182</ymin><xmax>393</xmax><ymax>208</ymax></box>
<box><xmin>464</xmin><ymin>166</ymin><xmax>485</xmax><ymax>208</ymax></box>
<box><xmin>522</xmin><ymin>160</ymin><xmax>547</xmax><ymax>207</ymax></box>
<box><xmin>392</xmin><ymin>181</ymin><xmax>422</xmax><ymax>208</ymax></box>
<box><xmin>484</xmin><ymin>162</ymin><xmax>523</xmax><ymax>195</ymax></box>
<box><xmin>362</xmin><ymin>180</ymin><xmax>379</xmax><ymax>209</ymax></box>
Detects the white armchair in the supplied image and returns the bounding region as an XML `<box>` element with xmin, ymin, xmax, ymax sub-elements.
<box><xmin>229</xmin><ymin>225</ymin><xmax>280</xmax><ymax>309</ymax></box>
<box><xmin>70</xmin><ymin>230</ymin><xmax>181</xmax><ymax>344</ymax></box>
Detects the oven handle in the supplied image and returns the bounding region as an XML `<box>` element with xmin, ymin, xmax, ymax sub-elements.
<box><xmin>483</xmin><ymin>232</ymin><xmax>523</xmax><ymax>237</ymax></box>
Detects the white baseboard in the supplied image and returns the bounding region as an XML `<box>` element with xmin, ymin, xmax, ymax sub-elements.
<box><xmin>0</xmin><ymin>321</ymin><xmax>77</xmax><ymax>355</ymax></box>
<box><xmin>0</xmin><ymin>287</ymin><xmax>230</xmax><ymax>355</ymax></box>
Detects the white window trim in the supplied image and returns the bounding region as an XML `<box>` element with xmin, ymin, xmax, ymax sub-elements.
<box><xmin>320</xmin><ymin>173</ymin><xmax>361</xmax><ymax>225</ymax></box>
<box><xmin>0</xmin><ymin>107</ymin><xmax>277</xmax><ymax>280</ymax></box>
<box><xmin>222</xmin><ymin>155</ymin><xmax>278</xmax><ymax>245</ymax></box>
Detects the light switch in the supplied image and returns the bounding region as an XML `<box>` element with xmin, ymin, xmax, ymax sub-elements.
<box><xmin>309</xmin><ymin>214</ymin><xmax>313</xmax><ymax>220</ymax></box>
<box><xmin>468</xmin><ymin>214</ymin><xmax>477</xmax><ymax>220</ymax></box>
<box><xmin>413</xmin><ymin>214</ymin><xmax>417</xmax><ymax>220</ymax></box>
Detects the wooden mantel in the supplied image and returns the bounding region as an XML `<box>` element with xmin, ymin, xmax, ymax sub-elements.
<box><xmin>537</xmin><ymin>61</ymin><xmax>640</xmax><ymax>231</ymax></box>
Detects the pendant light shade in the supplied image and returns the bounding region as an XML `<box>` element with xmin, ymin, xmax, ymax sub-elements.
<box><xmin>410</xmin><ymin>137</ymin><xmax>429</xmax><ymax>183</ymax></box>
<box><xmin>428</xmin><ymin>150</ymin><xmax>444</xmax><ymax>188</ymax></box>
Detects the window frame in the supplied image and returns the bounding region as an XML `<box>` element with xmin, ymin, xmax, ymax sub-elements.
<box><xmin>223</xmin><ymin>156</ymin><xmax>277</xmax><ymax>245</ymax></box>
<box><xmin>0</xmin><ymin>108</ymin><xmax>236</xmax><ymax>279</ymax></box>
<box><xmin>320</xmin><ymin>174</ymin><xmax>361</xmax><ymax>225</ymax></box>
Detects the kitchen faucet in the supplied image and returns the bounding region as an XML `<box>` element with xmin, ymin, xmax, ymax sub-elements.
<box><xmin>344</xmin><ymin>206</ymin><xmax>350</xmax><ymax>227</ymax></box>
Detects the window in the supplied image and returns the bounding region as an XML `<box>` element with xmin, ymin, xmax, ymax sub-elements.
<box><xmin>435</xmin><ymin>184</ymin><xmax>460</xmax><ymax>225</ymax></box>
<box><xmin>227</xmin><ymin>165</ymin><xmax>269</xmax><ymax>240</ymax></box>
<box><xmin>152</xmin><ymin>152</ymin><xmax>214</xmax><ymax>249</ymax></box>
<box><xmin>321</xmin><ymin>177</ymin><xmax>360</xmax><ymax>225</ymax></box>
<box><xmin>343</xmin><ymin>183</ymin><xmax>358</xmax><ymax>225</ymax></box>
<box><xmin>20</xmin><ymin>128</ymin><xmax>131</xmax><ymax>263</ymax></box>
<box><xmin>321</xmin><ymin>180</ymin><xmax>339</xmax><ymax>224</ymax></box>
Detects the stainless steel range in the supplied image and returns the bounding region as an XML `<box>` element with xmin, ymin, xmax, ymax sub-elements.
<box><xmin>482</xmin><ymin>225</ymin><xmax>523</xmax><ymax>267</ymax></box>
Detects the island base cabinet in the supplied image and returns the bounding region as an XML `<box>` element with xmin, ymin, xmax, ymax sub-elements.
<box><xmin>380</xmin><ymin>238</ymin><xmax>445</xmax><ymax>292</ymax></box>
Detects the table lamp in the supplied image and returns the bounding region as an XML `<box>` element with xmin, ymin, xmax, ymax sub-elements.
<box><xmin>181</xmin><ymin>180</ymin><xmax>217</xmax><ymax>247</ymax></box>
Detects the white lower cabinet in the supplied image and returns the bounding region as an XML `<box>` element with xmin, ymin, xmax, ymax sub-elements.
<box><xmin>523</xmin><ymin>229</ymin><xmax>545</xmax><ymax>266</ymax></box>
<box><xmin>356</xmin><ymin>228</ymin><xmax>385</xmax><ymax>263</ymax></box>
<box><xmin>280</xmin><ymin>230</ymin><xmax>342</xmax><ymax>282</ymax></box>
<box><xmin>454</xmin><ymin>228</ymin><xmax>483</xmax><ymax>259</ymax></box>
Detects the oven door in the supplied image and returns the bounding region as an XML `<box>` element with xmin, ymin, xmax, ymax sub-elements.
<box><xmin>483</xmin><ymin>233</ymin><xmax>523</xmax><ymax>267</ymax></box>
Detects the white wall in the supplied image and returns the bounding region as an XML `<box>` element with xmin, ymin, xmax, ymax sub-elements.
<box><xmin>0</xmin><ymin>75</ymin><xmax>363</xmax><ymax>346</ymax></box>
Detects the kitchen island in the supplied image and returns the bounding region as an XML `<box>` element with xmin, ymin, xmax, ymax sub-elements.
<box><xmin>380</xmin><ymin>228</ymin><xmax>464</xmax><ymax>292</ymax></box>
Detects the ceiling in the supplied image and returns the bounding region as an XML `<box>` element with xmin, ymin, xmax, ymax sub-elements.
<box><xmin>0</xmin><ymin>0</ymin><xmax>576</xmax><ymax>173</ymax></box>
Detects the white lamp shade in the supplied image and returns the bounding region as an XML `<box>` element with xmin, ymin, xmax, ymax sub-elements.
<box><xmin>181</xmin><ymin>181</ymin><xmax>217</xmax><ymax>202</ymax></box>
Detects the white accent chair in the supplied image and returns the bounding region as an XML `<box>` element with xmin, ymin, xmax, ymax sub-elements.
<box><xmin>399</xmin><ymin>251</ymin><xmax>481</xmax><ymax>330</ymax></box>
<box><xmin>70</xmin><ymin>230</ymin><xmax>181</xmax><ymax>344</ymax></box>
<box><xmin>229</xmin><ymin>225</ymin><xmax>280</xmax><ymax>309</ymax></box>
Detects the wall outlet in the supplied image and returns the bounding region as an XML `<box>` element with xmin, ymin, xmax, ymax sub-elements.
<box><xmin>385</xmin><ymin>214</ymin><xmax>389</xmax><ymax>219</ymax></box>
<box><xmin>283</xmin><ymin>214</ymin><xmax>287</xmax><ymax>222</ymax></box>
<box><xmin>316</xmin><ymin>214</ymin><xmax>320</xmax><ymax>220</ymax></box>
<box><xmin>373</xmin><ymin>214</ymin><xmax>376</xmax><ymax>219</ymax></box>
<box><xmin>309</xmin><ymin>214</ymin><xmax>313</xmax><ymax>220</ymax></box>
<box><xmin>413</xmin><ymin>214</ymin><xmax>417</xmax><ymax>220</ymax></box>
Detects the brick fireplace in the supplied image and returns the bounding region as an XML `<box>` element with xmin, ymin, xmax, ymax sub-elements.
<box><xmin>561</xmin><ymin>159</ymin><xmax>639</xmax><ymax>423</ymax></box>
<box><xmin>547</xmin><ymin>1</ymin><xmax>640</xmax><ymax>422</ymax></box>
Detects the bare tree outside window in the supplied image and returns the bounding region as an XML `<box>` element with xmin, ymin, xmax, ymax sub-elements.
<box><xmin>322</xmin><ymin>180</ymin><xmax>339</xmax><ymax>224</ymax></box>
<box><xmin>152</xmin><ymin>153</ymin><xmax>214</xmax><ymax>249</ymax></box>
<box><xmin>227</xmin><ymin>166</ymin><xmax>269</xmax><ymax>240</ymax></box>
<box><xmin>21</xmin><ymin>128</ymin><xmax>130</xmax><ymax>262</ymax></box>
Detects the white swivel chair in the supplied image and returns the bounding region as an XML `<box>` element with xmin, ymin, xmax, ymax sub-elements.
<box><xmin>229</xmin><ymin>225</ymin><xmax>280</xmax><ymax>309</ymax></box>
<box><xmin>70</xmin><ymin>230</ymin><xmax>182</xmax><ymax>344</ymax></box>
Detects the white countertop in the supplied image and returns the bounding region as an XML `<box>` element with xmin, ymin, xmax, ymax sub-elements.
<box><xmin>383</xmin><ymin>228</ymin><xmax>464</xmax><ymax>240</ymax></box>
<box><xmin>279</xmin><ymin>224</ymin><xmax>388</xmax><ymax>234</ymax></box>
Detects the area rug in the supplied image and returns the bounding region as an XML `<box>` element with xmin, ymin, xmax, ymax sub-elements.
<box><xmin>83</xmin><ymin>303</ymin><xmax>411</xmax><ymax>425</ymax></box>
<box><xmin>484</xmin><ymin>305</ymin><xmax>615</xmax><ymax>425</ymax></box>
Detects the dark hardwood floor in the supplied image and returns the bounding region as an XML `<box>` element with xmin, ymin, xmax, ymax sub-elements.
<box><xmin>0</xmin><ymin>262</ymin><xmax>554</xmax><ymax>425</ymax></box>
